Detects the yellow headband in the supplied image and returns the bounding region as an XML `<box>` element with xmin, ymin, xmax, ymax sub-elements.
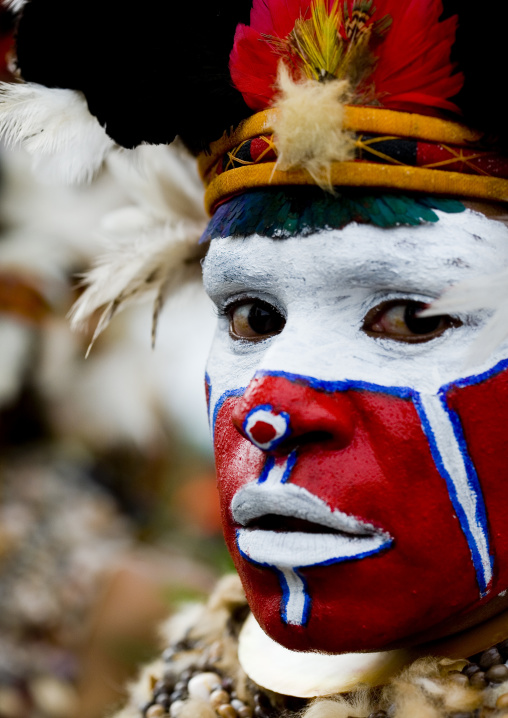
<box><xmin>198</xmin><ymin>108</ymin><xmax>508</xmax><ymax>216</ymax></box>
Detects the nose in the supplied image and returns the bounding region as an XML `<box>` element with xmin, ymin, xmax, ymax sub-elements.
<box><xmin>231</xmin><ymin>374</ymin><xmax>355</xmax><ymax>453</ymax></box>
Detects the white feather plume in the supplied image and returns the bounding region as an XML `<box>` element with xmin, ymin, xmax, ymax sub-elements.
<box><xmin>70</xmin><ymin>222</ymin><xmax>206</xmax><ymax>354</ymax></box>
<box><xmin>423</xmin><ymin>269</ymin><xmax>508</xmax><ymax>364</ymax></box>
<box><xmin>0</xmin><ymin>82</ymin><xmax>115</xmax><ymax>183</ymax></box>
<box><xmin>106</xmin><ymin>143</ymin><xmax>207</xmax><ymax>225</ymax></box>
<box><xmin>3</xmin><ymin>0</ymin><xmax>27</xmax><ymax>13</ymax></box>
<box><xmin>69</xmin><ymin>143</ymin><xmax>208</xmax><ymax>352</ymax></box>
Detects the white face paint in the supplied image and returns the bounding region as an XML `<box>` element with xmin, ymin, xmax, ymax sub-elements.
<box><xmin>203</xmin><ymin>209</ymin><xmax>508</xmax><ymax>654</ymax></box>
<box><xmin>204</xmin><ymin>210</ymin><xmax>508</xmax><ymax>403</ymax></box>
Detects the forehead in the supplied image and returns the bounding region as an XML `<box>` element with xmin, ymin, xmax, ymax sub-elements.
<box><xmin>203</xmin><ymin>209</ymin><xmax>508</xmax><ymax>297</ymax></box>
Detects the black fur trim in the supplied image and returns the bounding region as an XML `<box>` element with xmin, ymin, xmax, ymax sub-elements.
<box><xmin>15</xmin><ymin>0</ymin><xmax>252</xmax><ymax>153</ymax></box>
<box><xmin>441</xmin><ymin>0</ymin><xmax>508</xmax><ymax>149</ymax></box>
<box><xmin>13</xmin><ymin>0</ymin><xmax>508</xmax><ymax>153</ymax></box>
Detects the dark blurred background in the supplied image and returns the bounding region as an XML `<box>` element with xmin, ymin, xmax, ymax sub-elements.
<box><xmin>0</xmin><ymin>7</ymin><xmax>229</xmax><ymax>717</ymax></box>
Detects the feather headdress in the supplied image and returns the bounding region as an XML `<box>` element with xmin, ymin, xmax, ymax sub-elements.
<box><xmin>0</xmin><ymin>82</ymin><xmax>115</xmax><ymax>183</ymax></box>
<box><xmin>230</xmin><ymin>0</ymin><xmax>462</xmax><ymax>113</ymax></box>
<box><xmin>69</xmin><ymin>145</ymin><xmax>207</xmax><ymax>352</ymax></box>
<box><xmin>228</xmin><ymin>0</ymin><xmax>463</xmax><ymax>185</ymax></box>
<box><xmin>1</xmin><ymin>0</ymin><xmax>508</xmax><ymax>348</ymax></box>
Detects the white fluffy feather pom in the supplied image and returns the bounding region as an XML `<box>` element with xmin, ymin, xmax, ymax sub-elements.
<box><xmin>272</xmin><ymin>63</ymin><xmax>354</xmax><ymax>189</ymax></box>
<box><xmin>423</xmin><ymin>269</ymin><xmax>508</xmax><ymax>364</ymax></box>
<box><xmin>0</xmin><ymin>82</ymin><xmax>115</xmax><ymax>183</ymax></box>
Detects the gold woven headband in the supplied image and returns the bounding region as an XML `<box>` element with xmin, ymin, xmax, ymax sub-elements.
<box><xmin>198</xmin><ymin>108</ymin><xmax>508</xmax><ymax>216</ymax></box>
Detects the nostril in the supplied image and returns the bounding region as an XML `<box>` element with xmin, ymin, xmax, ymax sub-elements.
<box><xmin>232</xmin><ymin>376</ymin><xmax>356</xmax><ymax>453</ymax></box>
<box><xmin>295</xmin><ymin>430</ymin><xmax>334</xmax><ymax>447</ymax></box>
<box><xmin>271</xmin><ymin>430</ymin><xmax>335</xmax><ymax>454</ymax></box>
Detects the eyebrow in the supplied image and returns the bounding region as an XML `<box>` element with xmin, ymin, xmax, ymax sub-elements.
<box><xmin>204</xmin><ymin>215</ymin><xmax>494</xmax><ymax>303</ymax></box>
<box><xmin>200</xmin><ymin>188</ymin><xmax>465</xmax><ymax>242</ymax></box>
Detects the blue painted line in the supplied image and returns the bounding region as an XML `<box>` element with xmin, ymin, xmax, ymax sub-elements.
<box><xmin>275</xmin><ymin>568</ymin><xmax>311</xmax><ymax>626</ymax></box>
<box><xmin>300</xmin><ymin>571</ymin><xmax>312</xmax><ymax>626</ymax></box>
<box><xmin>236</xmin><ymin>530</ymin><xmax>392</xmax><ymax>625</ymax></box>
<box><xmin>212</xmin><ymin>386</ymin><xmax>247</xmax><ymax>439</ymax></box>
<box><xmin>281</xmin><ymin>451</ymin><xmax>298</xmax><ymax>483</ymax></box>
<box><xmin>297</xmin><ymin>538</ymin><xmax>393</xmax><ymax>569</ymax></box>
<box><xmin>275</xmin><ymin>567</ymin><xmax>292</xmax><ymax>625</ymax></box>
<box><xmin>441</xmin><ymin>357</ymin><xmax>508</xmax><ymax>392</ymax></box>
<box><xmin>205</xmin><ymin>372</ymin><xmax>212</xmax><ymax>427</ymax></box>
<box><xmin>257</xmin><ymin>455</ymin><xmax>276</xmax><ymax>484</ymax></box>
<box><xmin>254</xmin><ymin>369</ymin><xmax>415</xmax><ymax>399</ymax></box>
<box><xmin>413</xmin><ymin>393</ymin><xmax>490</xmax><ymax>595</ymax></box>
<box><xmin>439</xmin><ymin>391</ymin><xmax>493</xmax><ymax>590</ymax></box>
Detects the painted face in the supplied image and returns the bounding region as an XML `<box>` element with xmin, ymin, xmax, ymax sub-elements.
<box><xmin>203</xmin><ymin>209</ymin><xmax>508</xmax><ymax>654</ymax></box>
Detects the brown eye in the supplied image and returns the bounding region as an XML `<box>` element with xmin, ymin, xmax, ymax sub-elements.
<box><xmin>229</xmin><ymin>300</ymin><xmax>285</xmax><ymax>341</ymax></box>
<box><xmin>363</xmin><ymin>300</ymin><xmax>461</xmax><ymax>343</ymax></box>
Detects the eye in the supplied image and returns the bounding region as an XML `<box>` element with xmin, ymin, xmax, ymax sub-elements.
<box><xmin>363</xmin><ymin>300</ymin><xmax>461</xmax><ymax>343</ymax></box>
<box><xmin>228</xmin><ymin>299</ymin><xmax>286</xmax><ymax>341</ymax></box>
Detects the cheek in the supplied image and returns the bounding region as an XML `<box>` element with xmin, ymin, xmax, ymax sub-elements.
<box><xmin>445</xmin><ymin>365</ymin><xmax>508</xmax><ymax>593</ymax></box>
<box><xmin>211</xmin><ymin>360</ymin><xmax>508</xmax><ymax>653</ymax></box>
<box><xmin>214</xmin><ymin>396</ymin><xmax>265</xmax><ymax>524</ymax></box>
<box><xmin>212</xmin><ymin>389</ymin><xmax>483</xmax><ymax>652</ymax></box>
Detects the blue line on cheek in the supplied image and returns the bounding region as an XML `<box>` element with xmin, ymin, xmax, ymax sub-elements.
<box><xmin>413</xmin><ymin>392</ymin><xmax>492</xmax><ymax>596</ymax></box>
<box><xmin>441</xmin><ymin>356</ymin><xmax>508</xmax><ymax>392</ymax></box>
<box><xmin>439</xmin><ymin>391</ymin><xmax>494</xmax><ymax>586</ymax></box>
<box><xmin>212</xmin><ymin>386</ymin><xmax>247</xmax><ymax>440</ymax></box>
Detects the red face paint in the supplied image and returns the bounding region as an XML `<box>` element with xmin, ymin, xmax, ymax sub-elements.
<box><xmin>202</xmin><ymin>214</ymin><xmax>508</xmax><ymax>654</ymax></box>
<box><xmin>213</xmin><ymin>370</ymin><xmax>508</xmax><ymax>653</ymax></box>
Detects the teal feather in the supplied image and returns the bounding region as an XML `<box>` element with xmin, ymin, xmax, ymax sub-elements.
<box><xmin>200</xmin><ymin>188</ymin><xmax>466</xmax><ymax>242</ymax></box>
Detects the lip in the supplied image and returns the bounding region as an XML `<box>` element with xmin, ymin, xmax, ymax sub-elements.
<box><xmin>231</xmin><ymin>482</ymin><xmax>392</xmax><ymax>569</ymax></box>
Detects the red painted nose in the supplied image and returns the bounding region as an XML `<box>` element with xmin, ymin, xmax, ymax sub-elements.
<box><xmin>231</xmin><ymin>374</ymin><xmax>355</xmax><ymax>453</ymax></box>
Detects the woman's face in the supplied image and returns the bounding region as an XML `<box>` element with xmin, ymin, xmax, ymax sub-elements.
<box><xmin>203</xmin><ymin>208</ymin><xmax>508</xmax><ymax>654</ymax></box>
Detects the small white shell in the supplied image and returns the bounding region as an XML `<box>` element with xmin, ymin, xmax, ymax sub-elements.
<box><xmin>170</xmin><ymin>699</ymin><xmax>185</xmax><ymax>718</ymax></box>
<box><xmin>187</xmin><ymin>673</ymin><xmax>221</xmax><ymax>701</ymax></box>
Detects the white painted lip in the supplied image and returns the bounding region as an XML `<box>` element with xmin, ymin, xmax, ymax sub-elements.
<box><xmin>232</xmin><ymin>481</ymin><xmax>380</xmax><ymax>535</ymax></box>
<box><xmin>236</xmin><ymin>528</ymin><xmax>392</xmax><ymax>569</ymax></box>
<box><xmin>232</xmin><ymin>482</ymin><xmax>392</xmax><ymax>568</ymax></box>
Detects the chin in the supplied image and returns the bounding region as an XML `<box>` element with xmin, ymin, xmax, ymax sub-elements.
<box><xmin>231</xmin><ymin>551</ymin><xmax>486</xmax><ymax>655</ymax></box>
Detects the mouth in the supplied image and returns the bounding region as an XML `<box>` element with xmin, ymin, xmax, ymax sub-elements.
<box><xmin>245</xmin><ymin>513</ymin><xmax>353</xmax><ymax>534</ymax></box>
<box><xmin>232</xmin><ymin>482</ymin><xmax>392</xmax><ymax>569</ymax></box>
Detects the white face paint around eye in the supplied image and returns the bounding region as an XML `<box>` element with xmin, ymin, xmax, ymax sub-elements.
<box><xmin>203</xmin><ymin>209</ymin><xmax>508</xmax><ymax>655</ymax></box>
<box><xmin>203</xmin><ymin>209</ymin><xmax>508</xmax><ymax>404</ymax></box>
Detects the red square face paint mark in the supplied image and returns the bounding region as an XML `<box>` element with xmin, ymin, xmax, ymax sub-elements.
<box><xmin>213</xmin><ymin>373</ymin><xmax>485</xmax><ymax>654</ymax></box>
<box><xmin>250</xmin><ymin>421</ymin><xmax>277</xmax><ymax>444</ymax></box>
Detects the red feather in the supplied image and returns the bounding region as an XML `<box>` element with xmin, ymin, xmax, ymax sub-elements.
<box><xmin>230</xmin><ymin>0</ymin><xmax>312</xmax><ymax>110</ymax></box>
<box><xmin>229</xmin><ymin>0</ymin><xmax>464</xmax><ymax>116</ymax></box>
<box><xmin>371</xmin><ymin>0</ymin><xmax>463</xmax><ymax>114</ymax></box>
